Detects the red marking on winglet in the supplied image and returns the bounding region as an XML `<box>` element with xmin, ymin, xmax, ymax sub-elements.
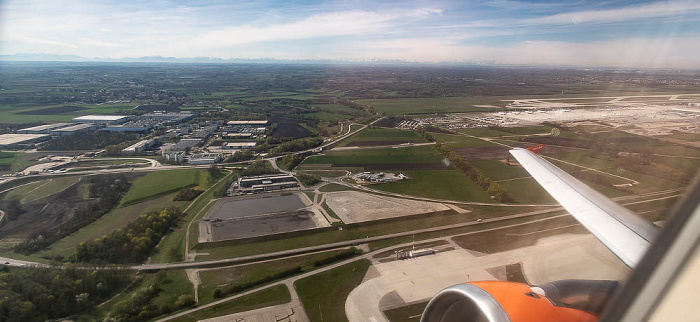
<box><xmin>527</xmin><ymin>144</ymin><xmax>546</xmax><ymax>154</ymax></box>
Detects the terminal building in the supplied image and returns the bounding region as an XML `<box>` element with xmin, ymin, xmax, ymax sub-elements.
<box><xmin>231</xmin><ymin>174</ymin><xmax>299</xmax><ymax>194</ymax></box>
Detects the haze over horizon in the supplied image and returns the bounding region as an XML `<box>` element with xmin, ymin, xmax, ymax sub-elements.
<box><xmin>2</xmin><ymin>0</ymin><xmax>700</xmax><ymax>68</ymax></box>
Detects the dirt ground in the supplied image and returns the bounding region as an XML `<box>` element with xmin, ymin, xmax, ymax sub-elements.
<box><xmin>209</xmin><ymin>210</ymin><xmax>320</xmax><ymax>241</ymax></box>
<box><xmin>325</xmin><ymin>191</ymin><xmax>450</xmax><ymax>223</ymax></box>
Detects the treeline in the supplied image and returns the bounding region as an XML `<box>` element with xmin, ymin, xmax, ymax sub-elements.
<box><xmin>617</xmin><ymin>154</ymin><xmax>689</xmax><ymax>184</ymax></box>
<box><xmin>434</xmin><ymin>142</ymin><xmax>512</xmax><ymax>202</ymax></box>
<box><xmin>39</xmin><ymin>132</ymin><xmax>138</xmax><ymax>151</ymax></box>
<box><xmin>0</xmin><ymin>266</ymin><xmax>130</xmax><ymax>322</ymax></box>
<box><xmin>223</xmin><ymin>149</ymin><xmax>255</xmax><ymax>163</ymax></box>
<box><xmin>213</xmin><ymin>266</ymin><xmax>302</xmax><ymax>299</ymax></box>
<box><xmin>296</xmin><ymin>172</ymin><xmax>321</xmax><ymax>186</ymax></box>
<box><xmin>14</xmin><ymin>174</ymin><xmax>131</xmax><ymax>256</ymax></box>
<box><xmin>279</xmin><ymin>153</ymin><xmax>306</xmax><ymax>170</ymax></box>
<box><xmin>268</xmin><ymin>137</ymin><xmax>323</xmax><ymax>155</ymax></box>
<box><xmin>105</xmin><ymin>272</ymin><xmax>195</xmax><ymax>322</ymax></box>
<box><xmin>416</xmin><ymin>127</ymin><xmax>435</xmax><ymax>141</ymax></box>
<box><xmin>173</xmin><ymin>187</ymin><xmax>204</xmax><ymax>201</ymax></box>
<box><xmin>73</xmin><ymin>207</ymin><xmax>181</xmax><ymax>264</ymax></box>
<box><xmin>313</xmin><ymin>247</ymin><xmax>361</xmax><ymax>267</ymax></box>
<box><xmin>241</xmin><ymin>160</ymin><xmax>280</xmax><ymax>177</ymax></box>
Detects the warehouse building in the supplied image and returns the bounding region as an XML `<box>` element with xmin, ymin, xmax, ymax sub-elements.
<box><xmin>50</xmin><ymin>123</ymin><xmax>98</xmax><ymax>136</ymax></box>
<box><xmin>17</xmin><ymin>123</ymin><xmax>70</xmax><ymax>134</ymax></box>
<box><xmin>0</xmin><ymin>134</ymin><xmax>51</xmax><ymax>149</ymax></box>
<box><xmin>71</xmin><ymin>115</ymin><xmax>133</xmax><ymax>124</ymax></box>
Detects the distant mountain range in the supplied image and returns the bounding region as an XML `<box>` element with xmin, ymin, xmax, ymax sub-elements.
<box><xmin>0</xmin><ymin>53</ymin><xmax>498</xmax><ymax>65</ymax></box>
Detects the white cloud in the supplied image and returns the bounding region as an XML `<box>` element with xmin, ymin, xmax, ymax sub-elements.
<box><xmin>354</xmin><ymin>36</ymin><xmax>700</xmax><ymax>68</ymax></box>
<box><xmin>526</xmin><ymin>0</ymin><xmax>700</xmax><ymax>25</ymax></box>
<box><xmin>79</xmin><ymin>38</ymin><xmax>128</xmax><ymax>48</ymax></box>
<box><xmin>194</xmin><ymin>8</ymin><xmax>441</xmax><ymax>47</ymax></box>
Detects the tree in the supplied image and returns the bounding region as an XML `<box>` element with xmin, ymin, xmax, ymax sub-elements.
<box><xmin>5</xmin><ymin>198</ymin><xmax>25</xmax><ymax>220</ymax></box>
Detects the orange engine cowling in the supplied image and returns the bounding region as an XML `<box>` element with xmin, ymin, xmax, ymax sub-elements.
<box><xmin>420</xmin><ymin>280</ymin><xmax>619</xmax><ymax>322</ymax></box>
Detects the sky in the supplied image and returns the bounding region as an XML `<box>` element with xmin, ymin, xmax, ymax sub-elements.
<box><xmin>1</xmin><ymin>0</ymin><xmax>700</xmax><ymax>68</ymax></box>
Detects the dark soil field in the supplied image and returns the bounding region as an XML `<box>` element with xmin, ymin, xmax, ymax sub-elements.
<box><xmin>345</xmin><ymin>140</ymin><xmax>407</xmax><ymax>147</ymax></box>
<box><xmin>333</xmin><ymin>162</ymin><xmax>452</xmax><ymax>170</ymax></box>
<box><xmin>454</xmin><ymin>146</ymin><xmax>510</xmax><ymax>160</ymax></box>
<box><xmin>271</xmin><ymin>122</ymin><xmax>313</xmax><ymax>138</ymax></box>
<box><xmin>373</xmin><ymin>117</ymin><xmax>402</xmax><ymax>128</ymax></box>
<box><xmin>19</xmin><ymin>105</ymin><xmax>87</xmax><ymax>115</ymax></box>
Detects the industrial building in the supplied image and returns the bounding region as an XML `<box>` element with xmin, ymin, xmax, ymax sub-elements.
<box><xmin>0</xmin><ymin>134</ymin><xmax>51</xmax><ymax>149</ymax></box>
<box><xmin>226</xmin><ymin>120</ymin><xmax>269</xmax><ymax>126</ymax></box>
<box><xmin>17</xmin><ymin>123</ymin><xmax>70</xmax><ymax>134</ymax></box>
<box><xmin>50</xmin><ymin>123</ymin><xmax>98</xmax><ymax>136</ymax></box>
<box><xmin>121</xmin><ymin>138</ymin><xmax>160</xmax><ymax>154</ymax></box>
<box><xmin>232</xmin><ymin>174</ymin><xmax>299</xmax><ymax>194</ymax></box>
<box><xmin>100</xmin><ymin>124</ymin><xmax>153</xmax><ymax>133</ymax></box>
<box><xmin>222</xmin><ymin>142</ymin><xmax>257</xmax><ymax>150</ymax></box>
<box><xmin>140</xmin><ymin>112</ymin><xmax>194</xmax><ymax>124</ymax></box>
<box><xmin>160</xmin><ymin>139</ymin><xmax>202</xmax><ymax>153</ymax></box>
<box><xmin>71</xmin><ymin>115</ymin><xmax>133</xmax><ymax>124</ymax></box>
<box><xmin>188</xmin><ymin>153</ymin><xmax>222</xmax><ymax>165</ymax></box>
<box><xmin>162</xmin><ymin>151</ymin><xmax>186</xmax><ymax>164</ymax></box>
<box><xmin>223</xmin><ymin>132</ymin><xmax>253</xmax><ymax>139</ymax></box>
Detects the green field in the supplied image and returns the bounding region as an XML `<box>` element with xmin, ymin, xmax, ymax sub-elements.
<box><xmin>198</xmin><ymin>249</ymin><xmax>351</xmax><ymax>304</ymax></box>
<box><xmin>470</xmin><ymin>160</ymin><xmax>530</xmax><ymax>181</ymax></box>
<box><xmin>3</xmin><ymin>176</ymin><xmax>80</xmax><ymax>203</ymax></box>
<box><xmin>303</xmin><ymin>145</ymin><xmax>443</xmax><ymax>166</ymax></box>
<box><xmin>171</xmin><ymin>285</ymin><xmax>291</xmax><ymax>322</ymax></box>
<box><xmin>431</xmin><ymin>132</ymin><xmax>499</xmax><ymax>149</ymax></box>
<box><xmin>456</xmin><ymin>128</ymin><xmax>514</xmax><ymax>137</ymax></box>
<box><xmin>0</xmin><ymin>103</ymin><xmax>137</xmax><ymax>124</ymax></box>
<box><xmin>119</xmin><ymin>169</ymin><xmax>203</xmax><ymax>206</ymax></box>
<box><xmin>336</xmin><ymin>128</ymin><xmax>426</xmax><ymax>147</ymax></box>
<box><xmin>295</xmin><ymin>259</ymin><xmax>371</xmax><ymax>322</ymax></box>
<box><xmin>371</xmin><ymin>170</ymin><xmax>493</xmax><ymax>202</ymax></box>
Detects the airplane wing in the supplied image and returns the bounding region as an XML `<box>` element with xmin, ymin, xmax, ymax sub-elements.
<box><xmin>509</xmin><ymin>148</ymin><xmax>658</xmax><ymax>268</ymax></box>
